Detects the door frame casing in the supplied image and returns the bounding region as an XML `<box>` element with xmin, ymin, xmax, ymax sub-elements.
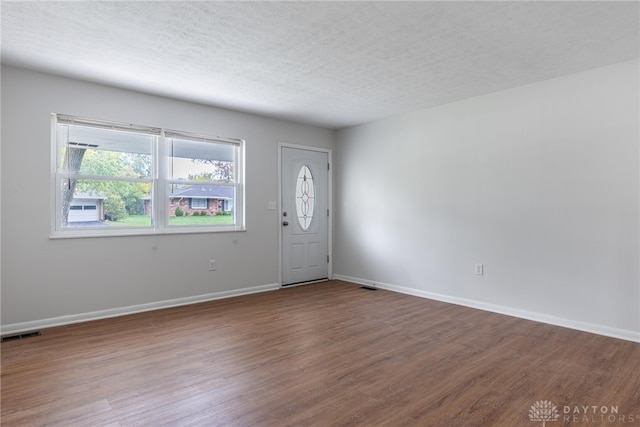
<box><xmin>278</xmin><ymin>142</ymin><xmax>333</xmax><ymax>287</ymax></box>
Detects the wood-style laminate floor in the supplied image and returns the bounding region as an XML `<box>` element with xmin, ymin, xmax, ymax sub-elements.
<box><xmin>1</xmin><ymin>280</ymin><xmax>639</xmax><ymax>426</ymax></box>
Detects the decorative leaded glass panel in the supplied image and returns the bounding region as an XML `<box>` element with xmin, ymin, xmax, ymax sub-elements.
<box><xmin>295</xmin><ymin>165</ymin><xmax>315</xmax><ymax>230</ymax></box>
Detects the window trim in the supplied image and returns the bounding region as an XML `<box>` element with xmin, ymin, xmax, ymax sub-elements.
<box><xmin>190</xmin><ymin>198</ymin><xmax>208</xmax><ymax>209</ymax></box>
<box><xmin>50</xmin><ymin>114</ymin><xmax>246</xmax><ymax>239</ymax></box>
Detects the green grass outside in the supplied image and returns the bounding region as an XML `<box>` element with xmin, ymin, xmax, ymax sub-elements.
<box><xmin>108</xmin><ymin>214</ymin><xmax>233</xmax><ymax>227</ymax></box>
<box><xmin>169</xmin><ymin>214</ymin><xmax>233</xmax><ymax>225</ymax></box>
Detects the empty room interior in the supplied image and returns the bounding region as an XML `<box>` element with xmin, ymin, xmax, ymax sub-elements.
<box><xmin>1</xmin><ymin>2</ymin><xmax>639</xmax><ymax>426</ymax></box>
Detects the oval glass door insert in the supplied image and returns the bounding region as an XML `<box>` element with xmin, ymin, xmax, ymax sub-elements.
<box><xmin>295</xmin><ymin>165</ymin><xmax>315</xmax><ymax>230</ymax></box>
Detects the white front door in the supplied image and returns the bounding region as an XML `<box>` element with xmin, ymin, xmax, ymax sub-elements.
<box><xmin>281</xmin><ymin>146</ymin><xmax>329</xmax><ymax>286</ymax></box>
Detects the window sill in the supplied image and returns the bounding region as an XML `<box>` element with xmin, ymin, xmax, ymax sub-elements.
<box><xmin>49</xmin><ymin>226</ymin><xmax>247</xmax><ymax>239</ymax></box>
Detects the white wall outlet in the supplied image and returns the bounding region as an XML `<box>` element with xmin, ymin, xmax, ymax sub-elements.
<box><xmin>209</xmin><ymin>260</ymin><xmax>216</xmax><ymax>271</ymax></box>
<box><xmin>268</xmin><ymin>200</ymin><xmax>277</xmax><ymax>210</ymax></box>
<box><xmin>475</xmin><ymin>263</ymin><xmax>484</xmax><ymax>275</ymax></box>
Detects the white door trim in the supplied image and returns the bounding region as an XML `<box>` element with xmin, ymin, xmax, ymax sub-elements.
<box><xmin>278</xmin><ymin>142</ymin><xmax>332</xmax><ymax>287</ymax></box>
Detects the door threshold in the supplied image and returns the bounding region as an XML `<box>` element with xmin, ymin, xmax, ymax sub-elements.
<box><xmin>281</xmin><ymin>278</ymin><xmax>329</xmax><ymax>288</ymax></box>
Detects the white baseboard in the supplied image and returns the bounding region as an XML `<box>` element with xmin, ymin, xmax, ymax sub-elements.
<box><xmin>1</xmin><ymin>283</ymin><xmax>280</xmax><ymax>336</ymax></box>
<box><xmin>333</xmin><ymin>274</ymin><xmax>640</xmax><ymax>344</ymax></box>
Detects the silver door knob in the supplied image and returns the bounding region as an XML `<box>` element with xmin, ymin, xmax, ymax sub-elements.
<box><xmin>282</xmin><ymin>221</ymin><xmax>289</xmax><ymax>226</ymax></box>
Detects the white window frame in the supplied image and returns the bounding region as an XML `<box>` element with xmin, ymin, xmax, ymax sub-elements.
<box><xmin>190</xmin><ymin>198</ymin><xmax>208</xmax><ymax>209</ymax></box>
<box><xmin>50</xmin><ymin>114</ymin><xmax>246</xmax><ymax>238</ymax></box>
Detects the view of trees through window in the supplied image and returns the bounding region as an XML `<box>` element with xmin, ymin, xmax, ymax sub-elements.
<box><xmin>54</xmin><ymin>116</ymin><xmax>243</xmax><ymax>235</ymax></box>
<box><xmin>76</xmin><ymin>149</ymin><xmax>152</xmax><ymax>221</ymax></box>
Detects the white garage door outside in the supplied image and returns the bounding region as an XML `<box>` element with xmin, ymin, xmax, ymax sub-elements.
<box><xmin>69</xmin><ymin>201</ymin><xmax>99</xmax><ymax>222</ymax></box>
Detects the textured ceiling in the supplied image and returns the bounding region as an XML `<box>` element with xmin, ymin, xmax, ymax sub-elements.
<box><xmin>2</xmin><ymin>1</ymin><xmax>639</xmax><ymax>129</ymax></box>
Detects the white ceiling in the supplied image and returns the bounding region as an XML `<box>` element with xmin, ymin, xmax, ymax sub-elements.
<box><xmin>2</xmin><ymin>1</ymin><xmax>638</xmax><ymax>129</ymax></box>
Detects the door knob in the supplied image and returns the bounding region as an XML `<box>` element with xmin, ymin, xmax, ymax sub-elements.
<box><xmin>282</xmin><ymin>221</ymin><xmax>289</xmax><ymax>226</ymax></box>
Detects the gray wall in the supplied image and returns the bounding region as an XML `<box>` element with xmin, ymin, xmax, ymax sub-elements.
<box><xmin>0</xmin><ymin>66</ymin><xmax>334</xmax><ymax>328</ymax></box>
<box><xmin>334</xmin><ymin>60</ymin><xmax>639</xmax><ymax>340</ymax></box>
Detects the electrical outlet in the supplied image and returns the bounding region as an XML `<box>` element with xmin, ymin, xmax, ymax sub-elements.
<box><xmin>475</xmin><ymin>263</ymin><xmax>484</xmax><ymax>276</ymax></box>
<box><xmin>209</xmin><ymin>260</ymin><xmax>216</xmax><ymax>271</ymax></box>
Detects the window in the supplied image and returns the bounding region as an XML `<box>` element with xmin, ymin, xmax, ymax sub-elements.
<box><xmin>295</xmin><ymin>165</ymin><xmax>315</xmax><ymax>230</ymax></box>
<box><xmin>52</xmin><ymin>114</ymin><xmax>244</xmax><ymax>237</ymax></box>
<box><xmin>190</xmin><ymin>199</ymin><xmax>208</xmax><ymax>209</ymax></box>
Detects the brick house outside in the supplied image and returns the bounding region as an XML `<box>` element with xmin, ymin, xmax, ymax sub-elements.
<box><xmin>143</xmin><ymin>185</ymin><xmax>234</xmax><ymax>217</ymax></box>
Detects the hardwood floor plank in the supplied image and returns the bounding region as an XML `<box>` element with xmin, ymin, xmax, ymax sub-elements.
<box><xmin>2</xmin><ymin>280</ymin><xmax>639</xmax><ymax>426</ymax></box>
